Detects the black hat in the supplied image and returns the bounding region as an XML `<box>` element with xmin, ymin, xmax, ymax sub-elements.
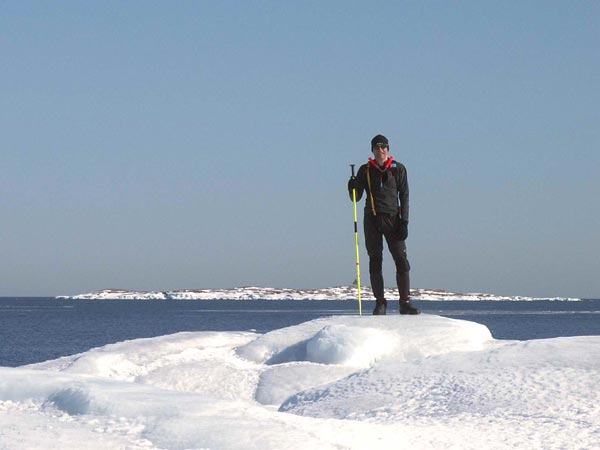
<box><xmin>371</xmin><ymin>134</ymin><xmax>389</xmax><ymax>148</ymax></box>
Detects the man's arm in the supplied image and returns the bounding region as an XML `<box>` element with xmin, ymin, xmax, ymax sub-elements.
<box><xmin>397</xmin><ymin>164</ymin><xmax>409</xmax><ymax>222</ymax></box>
<box><xmin>348</xmin><ymin>165</ymin><xmax>365</xmax><ymax>202</ymax></box>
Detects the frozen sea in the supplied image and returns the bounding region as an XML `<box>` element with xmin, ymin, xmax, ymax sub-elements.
<box><xmin>1</xmin><ymin>297</ymin><xmax>599</xmax><ymax>367</ymax></box>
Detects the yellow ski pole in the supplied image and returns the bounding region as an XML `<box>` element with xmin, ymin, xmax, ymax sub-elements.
<box><xmin>350</xmin><ymin>164</ymin><xmax>362</xmax><ymax>315</ymax></box>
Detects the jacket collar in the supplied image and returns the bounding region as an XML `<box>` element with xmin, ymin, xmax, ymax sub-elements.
<box><xmin>368</xmin><ymin>156</ymin><xmax>394</xmax><ymax>172</ymax></box>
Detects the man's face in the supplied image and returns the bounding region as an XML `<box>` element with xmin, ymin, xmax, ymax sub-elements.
<box><xmin>372</xmin><ymin>143</ymin><xmax>389</xmax><ymax>162</ymax></box>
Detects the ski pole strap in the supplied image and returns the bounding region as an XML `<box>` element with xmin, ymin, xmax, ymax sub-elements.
<box><xmin>366</xmin><ymin>165</ymin><xmax>377</xmax><ymax>216</ymax></box>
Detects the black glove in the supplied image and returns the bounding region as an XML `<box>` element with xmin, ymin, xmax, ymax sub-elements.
<box><xmin>348</xmin><ymin>177</ymin><xmax>357</xmax><ymax>191</ymax></box>
<box><xmin>398</xmin><ymin>219</ymin><xmax>408</xmax><ymax>241</ymax></box>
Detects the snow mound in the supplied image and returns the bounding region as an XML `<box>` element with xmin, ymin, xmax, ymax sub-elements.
<box><xmin>305</xmin><ymin>324</ymin><xmax>397</xmax><ymax>367</ymax></box>
<box><xmin>1</xmin><ymin>315</ymin><xmax>598</xmax><ymax>450</ymax></box>
<box><xmin>279</xmin><ymin>335</ymin><xmax>600</xmax><ymax>426</ymax></box>
<box><xmin>236</xmin><ymin>315</ymin><xmax>493</xmax><ymax>366</ymax></box>
<box><xmin>30</xmin><ymin>331</ymin><xmax>261</xmax><ymax>401</ymax></box>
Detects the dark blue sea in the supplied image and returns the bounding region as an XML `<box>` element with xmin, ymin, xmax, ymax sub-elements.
<box><xmin>1</xmin><ymin>298</ymin><xmax>599</xmax><ymax>367</ymax></box>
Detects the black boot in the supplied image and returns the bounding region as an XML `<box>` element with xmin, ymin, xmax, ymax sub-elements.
<box><xmin>373</xmin><ymin>298</ymin><xmax>387</xmax><ymax>315</ymax></box>
<box><xmin>399</xmin><ymin>300</ymin><xmax>420</xmax><ymax>315</ymax></box>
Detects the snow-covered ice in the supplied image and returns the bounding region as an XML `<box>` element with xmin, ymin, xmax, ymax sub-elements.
<box><xmin>1</xmin><ymin>315</ymin><xmax>598</xmax><ymax>449</ymax></box>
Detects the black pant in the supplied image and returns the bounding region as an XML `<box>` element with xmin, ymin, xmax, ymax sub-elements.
<box><xmin>364</xmin><ymin>213</ymin><xmax>410</xmax><ymax>301</ymax></box>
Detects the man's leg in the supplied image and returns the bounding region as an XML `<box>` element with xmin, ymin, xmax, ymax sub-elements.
<box><xmin>382</xmin><ymin>214</ymin><xmax>420</xmax><ymax>315</ymax></box>
<box><xmin>364</xmin><ymin>214</ymin><xmax>386</xmax><ymax>315</ymax></box>
<box><xmin>388</xmin><ymin>241</ymin><xmax>413</xmax><ymax>304</ymax></box>
<box><xmin>396</xmin><ymin>271</ymin><xmax>410</xmax><ymax>302</ymax></box>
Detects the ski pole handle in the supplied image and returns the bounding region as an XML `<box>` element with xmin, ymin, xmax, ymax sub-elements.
<box><xmin>350</xmin><ymin>164</ymin><xmax>356</xmax><ymax>178</ymax></box>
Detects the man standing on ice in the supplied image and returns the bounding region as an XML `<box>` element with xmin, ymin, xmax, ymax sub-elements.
<box><xmin>348</xmin><ymin>134</ymin><xmax>420</xmax><ymax>315</ymax></box>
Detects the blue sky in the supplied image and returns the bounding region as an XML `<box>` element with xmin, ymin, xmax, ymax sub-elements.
<box><xmin>2</xmin><ymin>1</ymin><xmax>599</xmax><ymax>297</ymax></box>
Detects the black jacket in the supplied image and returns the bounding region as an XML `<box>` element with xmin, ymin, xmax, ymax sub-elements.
<box><xmin>348</xmin><ymin>158</ymin><xmax>409</xmax><ymax>221</ymax></box>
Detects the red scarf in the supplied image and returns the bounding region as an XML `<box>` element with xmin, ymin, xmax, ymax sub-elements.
<box><xmin>368</xmin><ymin>156</ymin><xmax>394</xmax><ymax>171</ymax></box>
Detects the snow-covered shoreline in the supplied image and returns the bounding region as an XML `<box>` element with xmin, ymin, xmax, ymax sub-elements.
<box><xmin>57</xmin><ymin>286</ymin><xmax>581</xmax><ymax>301</ymax></box>
<box><xmin>2</xmin><ymin>314</ymin><xmax>599</xmax><ymax>449</ymax></box>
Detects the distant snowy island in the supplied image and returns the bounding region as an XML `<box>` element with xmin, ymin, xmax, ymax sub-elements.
<box><xmin>57</xmin><ymin>286</ymin><xmax>580</xmax><ymax>301</ymax></box>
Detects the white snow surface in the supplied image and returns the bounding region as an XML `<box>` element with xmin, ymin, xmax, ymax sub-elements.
<box><xmin>1</xmin><ymin>315</ymin><xmax>599</xmax><ymax>449</ymax></box>
<box><xmin>57</xmin><ymin>286</ymin><xmax>580</xmax><ymax>301</ymax></box>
